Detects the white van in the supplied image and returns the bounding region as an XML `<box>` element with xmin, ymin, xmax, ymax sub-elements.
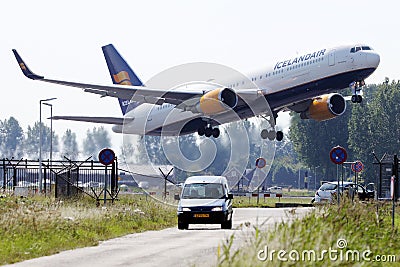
<box><xmin>176</xmin><ymin>176</ymin><xmax>233</xmax><ymax>230</ymax></box>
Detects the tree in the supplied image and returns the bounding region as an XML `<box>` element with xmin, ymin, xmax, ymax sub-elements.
<box><xmin>267</xmin><ymin>136</ymin><xmax>301</xmax><ymax>186</ymax></box>
<box><xmin>62</xmin><ymin>129</ymin><xmax>79</xmax><ymax>160</ymax></box>
<box><xmin>83</xmin><ymin>126</ymin><xmax>111</xmax><ymax>159</ymax></box>
<box><xmin>0</xmin><ymin>117</ymin><xmax>24</xmax><ymax>158</ymax></box>
<box><xmin>289</xmin><ymin>100</ymin><xmax>352</xmax><ymax>181</ymax></box>
<box><xmin>349</xmin><ymin>81</ymin><xmax>400</xmax><ymax>183</ymax></box>
<box><xmin>24</xmin><ymin>121</ymin><xmax>59</xmax><ymax>159</ymax></box>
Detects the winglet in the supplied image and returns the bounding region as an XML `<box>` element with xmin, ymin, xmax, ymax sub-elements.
<box><xmin>12</xmin><ymin>49</ymin><xmax>44</xmax><ymax>80</ymax></box>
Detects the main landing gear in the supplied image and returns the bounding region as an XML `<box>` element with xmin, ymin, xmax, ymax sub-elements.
<box><xmin>350</xmin><ymin>80</ymin><xmax>364</xmax><ymax>103</ymax></box>
<box><xmin>259</xmin><ymin>114</ymin><xmax>283</xmax><ymax>141</ymax></box>
<box><xmin>261</xmin><ymin>129</ymin><xmax>284</xmax><ymax>141</ymax></box>
<box><xmin>198</xmin><ymin>124</ymin><xmax>220</xmax><ymax>138</ymax></box>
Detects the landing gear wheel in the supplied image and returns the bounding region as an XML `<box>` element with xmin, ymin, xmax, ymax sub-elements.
<box><xmin>351</xmin><ymin>95</ymin><xmax>363</xmax><ymax>103</ymax></box>
<box><xmin>212</xmin><ymin>128</ymin><xmax>220</xmax><ymax>138</ymax></box>
<box><xmin>276</xmin><ymin>131</ymin><xmax>284</xmax><ymax>141</ymax></box>
<box><xmin>261</xmin><ymin>129</ymin><xmax>278</xmax><ymax>141</ymax></box>
<box><xmin>197</xmin><ymin>127</ymin><xmax>205</xmax><ymax>136</ymax></box>
<box><xmin>204</xmin><ymin>127</ymin><xmax>212</xmax><ymax>137</ymax></box>
<box><xmin>261</xmin><ymin>129</ymin><xmax>269</xmax><ymax>139</ymax></box>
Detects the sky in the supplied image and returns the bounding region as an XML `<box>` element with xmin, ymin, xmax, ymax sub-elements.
<box><xmin>1</xmin><ymin>0</ymin><xmax>399</xmax><ymax>156</ymax></box>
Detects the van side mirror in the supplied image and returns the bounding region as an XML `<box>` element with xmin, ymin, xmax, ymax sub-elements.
<box><xmin>174</xmin><ymin>194</ymin><xmax>180</xmax><ymax>200</ymax></box>
<box><xmin>227</xmin><ymin>193</ymin><xmax>233</xmax><ymax>199</ymax></box>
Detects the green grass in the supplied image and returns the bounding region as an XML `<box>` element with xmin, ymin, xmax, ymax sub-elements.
<box><xmin>218</xmin><ymin>199</ymin><xmax>400</xmax><ymax>266</ymax></box>
<box><xmin>283</xmin><ymin>188</ymin><xmax>315</xmax><ymax>197</ymax></box>
<box><xmin>233</xmin><ymin>196</ymin><xmax>312</xmax><ymax>208</ymax></box>
<box><xmin>0</xmin><ymin>195</ymin><xmax>176</xmax><ymax>265</ymax></box>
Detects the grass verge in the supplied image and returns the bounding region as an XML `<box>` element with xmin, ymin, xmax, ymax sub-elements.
<box><xmin>233</xmin><ymin>196</ymin><xmax>312</xmax><ymax>208</ymax></box>
<box><xmin>219</xmin><ymin>200</ymin><xmax>400</xmax><ymax>266</ymax></box>
<box><xmin>0</xmin><ymin>195</ymin><xmax>176</xmax><ymax>265</ymax></box>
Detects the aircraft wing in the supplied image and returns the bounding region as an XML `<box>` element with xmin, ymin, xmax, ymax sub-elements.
<box><xmin>13</xmin><ymin>49</ymin><xmax>263</xmax><ymax>107</ymax></box>
<box><xmin>50</xmin><ymin>116</ymin><xmax>133</xmax><ymax>125</ymax></box>
<box><xmin>13</xmin><ymin>49</ymin><xmax>214</xmax><ymax>105</ymax></box>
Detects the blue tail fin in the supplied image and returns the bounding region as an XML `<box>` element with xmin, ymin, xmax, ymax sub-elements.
<box><xmin>102</xmin><ymin>44</ymin><xmax>143</xmax><ymax>115</ymax></box>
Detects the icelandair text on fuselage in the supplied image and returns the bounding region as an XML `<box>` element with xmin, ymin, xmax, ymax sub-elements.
<box><xmin>274</xmin><ymin>49</ymin><xmax>326</xmax><ymax>70</ymax></box>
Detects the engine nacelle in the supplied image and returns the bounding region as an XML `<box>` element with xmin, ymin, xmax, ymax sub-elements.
<box><xmin>195</xmin><ymin>88</ymin><xmax>238</xmax><ymax>115</ymax></box>
<box><xmin>301</xmin><ymin>93</ymin><xmax>346</xmax><ymax>121</ymax></box>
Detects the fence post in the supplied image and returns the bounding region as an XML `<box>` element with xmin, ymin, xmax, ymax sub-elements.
<box><xmin>394</xmin><ymin>154</ymin><xmax>399</xmax><ymax>201</ymax></box>
<box><xmin>43</xmin><ymin>166</ymin><xmax>47</xmax><ymax>197</ymax></box>
<box><xmin>104</xmin><ymin>165</ymin><xmax>108</xmax><ymax>205</ymax></box>
<box><xmin>2</xmin><ymin>159</ymin><xmax>5</xmax><ymax>190</ymax></box>
<box><xmin>13</xmin><ymin>165</ymin><xmax>17</xmax><ymax>193</ymax></box>
<box><xmin>111</xmin><ymin>161</ymin><xmax>116</xmax><ymax>196</ymax></box>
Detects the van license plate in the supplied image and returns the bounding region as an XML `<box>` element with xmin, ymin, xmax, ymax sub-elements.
<box><xmin>194</xmin><ymin>214</ymin><xmax>209</xmax><ymax>218</ymax></box>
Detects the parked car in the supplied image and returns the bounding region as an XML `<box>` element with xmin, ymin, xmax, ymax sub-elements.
<box><xmin>267</xmin><ymin>186</ymin><xmax>283</xmax><ymax>192</ymax></box>
<box><xmin>176</xmin><ymin>176</ymin><xmax>233</xmax><ymax>230</ymax></box>
<box><xmin>312</xmin><ymin>181</ymin><xmax>374</xmax><ymax>203</ymax></box>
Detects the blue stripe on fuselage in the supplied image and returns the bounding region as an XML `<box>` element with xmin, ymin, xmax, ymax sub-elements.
<box><xmin>265</xmin><ymin>67</ymin><xmax>376</xmax><ymax>110</ymax></box>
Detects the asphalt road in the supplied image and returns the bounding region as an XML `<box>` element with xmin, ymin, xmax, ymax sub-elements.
<box><xmin>7</xmin><ymin>207</ymin><xmax>312</xmax><ymax>267</ymax></box>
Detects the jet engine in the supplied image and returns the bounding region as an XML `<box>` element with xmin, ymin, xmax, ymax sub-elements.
<box><xmin>193</xmin><ymin>88</ymin><xmax>238</xmax><ymax>114</ymax></box>
<box><xmin>301</xmin><ymin>93</ymin><xmax>346</xmax><ymax>121</ymax></box>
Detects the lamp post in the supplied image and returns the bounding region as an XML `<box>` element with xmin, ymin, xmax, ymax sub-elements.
<box><xmin>39</xmin><ymin>98</ymin><xmax>56</xmax><ymax>193</ymax></box>
<box><xmin>314</xmin><ymin>166</ymin><xmax>320</xmax><ymax>190</ymax></box>
<box><xmin>42</xmin><ymin>103</ymin><xmax>54</xmax><ymax>164</ymax></box>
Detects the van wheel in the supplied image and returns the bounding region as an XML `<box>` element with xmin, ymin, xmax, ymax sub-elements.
<box><xmin>178</xmin><ymin>222</ymin><xmax>188</xmax><ymax>230</ymax></box>
<box><xmin>221</xmin><ymin>219</ymin><xmax>232</xmax><ymax>229</ymax></box>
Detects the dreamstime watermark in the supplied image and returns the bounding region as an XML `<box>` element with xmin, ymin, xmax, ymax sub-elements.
<box><xmin>257</xmin><ymin>238</ymin><xmax>396</xmax><ymax>263</ymax></box>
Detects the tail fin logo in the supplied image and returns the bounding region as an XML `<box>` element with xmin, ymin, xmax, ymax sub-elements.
<box><xmin>113</xmin><ymin>71</ymin><xmax>132</xmax><ymax>85</ymax></box>
<box><xmin>19</xmin><ymin>63</ymin><xmax>26</xmax><ymax>70</ymax></box>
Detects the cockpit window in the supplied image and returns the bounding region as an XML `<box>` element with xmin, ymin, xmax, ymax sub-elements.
<box><xmin>350</xmin><ymin>46</ymin><xmax>361</xmax><ymax>53</ymax></box>
<box><xmin>351</xmin><ymin>46</ymin><xmax>372</xmax><ymax>53</ymax></box>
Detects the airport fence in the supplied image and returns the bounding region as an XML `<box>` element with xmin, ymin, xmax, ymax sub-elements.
<box><xmin>0</xmin><ymin>157</ymin><xmax>119</xmax><ymax>202</ymax></box>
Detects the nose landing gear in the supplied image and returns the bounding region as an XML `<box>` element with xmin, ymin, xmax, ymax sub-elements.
<box><xmin>350</xmin><ymin>80</ymin><xmax>364</xmax><ymax>103</ymax></box>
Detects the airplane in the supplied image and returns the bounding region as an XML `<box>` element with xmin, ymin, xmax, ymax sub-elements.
<box><xmin>13</xmin><ymin>44</ymin><xmax>380</xmax><ymax>141</ymax></box>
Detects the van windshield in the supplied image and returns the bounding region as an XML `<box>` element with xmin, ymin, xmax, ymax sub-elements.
<box><xmin>182</xmin><ymin>183</ymin><xmax>225</xmax><ymax>199</ymax></box>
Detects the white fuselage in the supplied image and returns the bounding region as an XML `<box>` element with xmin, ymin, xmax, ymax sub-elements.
<box><xmin>114</xmin><ymin>45</ymin><xmax>380</xmax><ymax>136</ymax></box>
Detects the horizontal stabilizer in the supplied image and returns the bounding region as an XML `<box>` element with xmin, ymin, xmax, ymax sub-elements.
<box><xmin>50</xmin><ymin>116</ymin><xmax>133</xmax><ymax>125</ymax></box>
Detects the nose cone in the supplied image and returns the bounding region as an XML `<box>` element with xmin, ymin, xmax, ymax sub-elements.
<box><xmin>367</xmin><ymin>52</ymin><xmax>380</xmax><ymax>68</ymax></box>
